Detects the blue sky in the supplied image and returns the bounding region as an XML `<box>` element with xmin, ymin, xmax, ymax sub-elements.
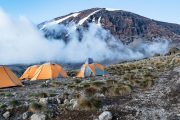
<box><xmin>0</xmin><ymin>0</ymin><xmax>179</xmax><ymax>24</ymax></box>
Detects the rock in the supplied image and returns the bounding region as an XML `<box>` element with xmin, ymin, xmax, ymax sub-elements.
<box><xmin>22</xmin><ymin>112</ymin><xmax>30</xmax><ymax>120</ymax></box>
<box><xmin>3</xmin><ymin>111</ymin><xmax>10</xmax><ymax>119</ymax></box>
<box><xmin>64</xmin><ymin>99</ymin><xmax>69</xmax><ymax>104</ymax></box>
<box><xmin>69</xmin><ymin>99</ymin><xmax>76</xmax><ymax>104</ymax></box>
<box><xmin>39</xmin><ymin>98</ymin><xmax>48</xmax><ymax>105</ymax></box>
<box><xmin>30</xmin><ymin>113</ymin><xmax>46</xmax><ymax>120</ymax></box>
<box><xmin>95</xmin><ymin>93</ymin><xmax>105</xmax><ymax>97</ymax></box>
<box><xmin>6</xmin><ymin>105</ymin><xmax>13</xmax><ymax>110</ymax></box>
<box><xmin>72</xmin><ymin>101</ymin><xmax>78</xmax><ymax>109</ymax></box>
<box><xmin>173</xmin><ymin>67</ymin><xmax>180</xmax><ymax>73</ymax></box>
<box><xmin>45</xmin><ymin>80</ymin><xmax>50</xmax><ymax>84</ymax></box>
<box><xmin>98</xmin><ymin>111</ymin><xmax>112</xmax><ymax>120</ymax></box>
<box><xmin>56</xmin><ymin>98</ymin><xmax>61</xmax><ymax>104</ymax></box>
<box><xmin>69</xmin><ymin>99</ymin><xmax>78</xmax><ymax>109</ymax></box>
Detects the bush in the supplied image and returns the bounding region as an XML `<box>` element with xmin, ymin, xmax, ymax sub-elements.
<box><xmin>0</xmin><ymin>104</ymin><xmax>7</xmax><ymax>109</ymax></box>
<box><xmin>67</xmin><ymin>84</ymin><xmax>77</xmax><ymax>89</ymax></box>
<box><xmin>112</xmin><ymin>84</ymin><xmax>132</xmax><ymax>96</ymax></box>
<box><xmin>106</xmin><ymin>80</ymin><xmax>118</xmax><ymax>86</ymax></box>
<box><xmin>139</xmin><ymin>80</ymin><xmax>154</xmax><ymax>89</ymax></box>
<box><xmin>84</xmin><ymin>86</ymin><xmax>99</xmax><ymax>97</ymax></box>
<box><xmin>37</xmin><ymin>92</ymin><xmax>48</xmax><ymax>98</ymax></box>
<box><xmin>77</xmin><ymin>96</ymin><xmax>101</xmax><ymax>110</ymax></box>
<box><xmin>29</xmin><ymin>102</ymin><xmax>45</xmax><ymax>113</ymax></box>
<box><xmin>91</xmin><ymin>81</ymin><xmax>105</xmax><ymax>87</ymax></box>
<box><xmin>50</xmin><ymin>81</ymin><xmax>63</xmax><ymax>87</ymax></box>
<box><xmin>63</xmin><ymin>92</ymin><xmax>69</xmax><ymax>99</ymax></box>
<box><xmin>80</xmin><ymin>82</ymin><xmax>91</xmax><ymax>88</ymax></box>
<box><xmin>10</xmin><ymin>100</ymin><xmax>21</xmax><ymax>106</ymax></box>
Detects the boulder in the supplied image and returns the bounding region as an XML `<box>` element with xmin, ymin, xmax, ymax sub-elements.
<box><xmin>3</xmin><ymin>111</ymin><xmax>10</xmax><ymax>119</ymax></box>
<box><xmin>22</xmin><ymin>112</ymin><xmax>30</xmax><ymax>120</ymax></box>
<box><xmin>30</xmin><ymin>113</ymin><xmax>46</xmax><ymax>120</ymax></box>
<box><xmin>70</xmin><ymin>99</ymin><xmax>78</xmax><ymax>109</ymax></box>
<box><xmin>39</xmin><ymin>98</ymin><xmax>48</xmax><ymax>105</ymax></box>
<box><xmin>98</xmin><ymin>111</ymin><xmax>112</xmax><ymax>120</ymax></box>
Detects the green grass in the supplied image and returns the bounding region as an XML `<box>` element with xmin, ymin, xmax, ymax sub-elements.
<box><xmin>0</xmin><ymin>104</ymin><xmax>7</xmax><ymax>109</ymax></box>
<box><xmin>10</xmin><ymin>100</ymin><xmax>21</xmax><ymax>106</ymax></box>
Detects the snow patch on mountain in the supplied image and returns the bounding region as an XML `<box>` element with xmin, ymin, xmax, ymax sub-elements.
<box><xmin>78</xmin><ymin>9</ymin><xmax>102</xmax><ymax>25</ymax></box>
<box><xmin>97</xmin><ymin>16</ymin><xmax>101</xmax><ymax>26</ymax></box>
<box><xmin>105</xmin><ymin>8</ymin><xmax>120</xmax><ymax>11</ymax></box>
<box><xmin>53</xmin><ymin>12</ymin><xmax>80</xmax><ymax>24</ymax></box>
<box><xmin>40</xmin><ymin>12</ymin><xmax>80</xmax><ymax>30</ymax></box>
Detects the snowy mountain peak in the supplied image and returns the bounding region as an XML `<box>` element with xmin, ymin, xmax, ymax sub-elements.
<box><xmin>38</xmin><ymin>8</ymin><xmax>180</xmax><ymax>46</ymax></box>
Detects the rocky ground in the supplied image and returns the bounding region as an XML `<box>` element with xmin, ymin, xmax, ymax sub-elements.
<box><xmin>0</xmin><ymin>53</ymin><xmax>179</xmax><ymax>120</ymax></box>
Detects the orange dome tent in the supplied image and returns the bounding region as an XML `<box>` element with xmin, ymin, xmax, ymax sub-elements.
<box><xmin>20</xmin><ymin>65</ymin><xmax>39</xmax><ymax>80</ymax></box>
<box><xmin>31</xmin><ymin>63</ymin><xmax>68</xmax><ymax>80</ymax></box>
<box><xmin>0</xmin><ymin>66</ymin><xmax>22</xmax><ymax>88</ymax></box>
<box><xmin>76</xmin><ymin>58</ymin><xmax>105</xmax><ymax>78</ymax></box>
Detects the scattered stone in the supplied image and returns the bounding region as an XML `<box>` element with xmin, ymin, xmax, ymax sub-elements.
<box><xmin>3</xmin><ymin>111</ymin><xmax>10</xmax><ymax>119</ymax></box>
<box><xmin>45</xmin><ymin>80</ymin><xmax>50</xmax><ymax>84</ymax></box>
<box><xmin>95</xmin><ymin>93</ymin><xmax>105</xmax><ymax>97</ymax></box>
<box><xmin>30</xmin><ymin>113</ymin><xmax>46</xmax><ymax>120</ymax></box>
<box><xmin>56</xmin><ymin>98</ymin><xmax>61</xmax><ymax>104</ymax></box>
<box><xmin>69</xmin><ymin>99</ymin><xmax>76</xmax><ymax>104</ymax></box>
<box><xmin>173</xmin><ymin>67</ymin><xmax>180</xmax><ymax>73</ymax></box>
<box><xmin>22</xmin><ymin>112</ymin><xmax>30</xmax><ymax>120</ymax></box>
<box><xmin>70</xmin><ymin>99</ymin><xmax>78</xmax><ymax>109</ymax></box>
<box><xmin>39</xmin><ymin>98</ymin><xmax>48</xmax><ymax>105</ymax></box>
<box><xmin>64</xmin><ymin>99</ymin><xmax>69</xmax><ymax>104</ymax></box>
<box><xmin>98</xmin><ymin>111</ymin><xmax>112</xmax><ymax>120</ymax></box>
<box><xmin>6</xmin><ymin>105</ymin><xmax>13</xmax><ymax>110</ymax></box>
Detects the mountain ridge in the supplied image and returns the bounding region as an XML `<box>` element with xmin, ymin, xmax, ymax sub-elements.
<box><xmin>38</xmin><ymin>8</ymin><xmax>180</xmax><ymax>47</ymax></box>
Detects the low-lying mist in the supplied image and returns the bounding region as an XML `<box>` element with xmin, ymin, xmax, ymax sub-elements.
<box><xmin>0</xmin><ymin>9</ymin><xmax>169</xmax><ymax>65</ymax></box>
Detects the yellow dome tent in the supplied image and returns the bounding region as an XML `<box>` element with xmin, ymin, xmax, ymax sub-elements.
<box><xmin>20</xmin><ymin>65</ymin><xmax>39</xmax><ymax>80</ymax></box>
<box><xmin>76</xmin><ymin>58</ymin><xmax>105</xmax><ymax>78</ymax></box>
<box><xmin>0</xmin><ymin>66</ymin><xmax>22</xmax><ymax>88</ymax></box>
<box><xmin>31</xmin><ymin>63</ymin><xmax>68</xmax><ymax>80</ymax></box>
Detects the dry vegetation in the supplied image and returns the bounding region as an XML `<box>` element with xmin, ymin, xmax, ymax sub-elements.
<box><xmin>0</xmin><ymin>52</ymin><xmax>180</xmax><ymax>120</ymax></box>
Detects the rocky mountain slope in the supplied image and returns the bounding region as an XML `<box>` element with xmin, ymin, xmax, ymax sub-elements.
<box><xmin>0</xmin><ymin>53</ymin><xmax>179</xmax><ymax>120</ymax></box>
<box><xmin>39</xmin><ymin>8</ymin><xmax>180</xmax><ymax>47</ymax></box>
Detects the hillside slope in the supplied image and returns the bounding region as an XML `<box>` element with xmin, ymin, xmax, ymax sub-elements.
<box><xmin>39</xmin><ymin>8</ymin><xmax>180</xmax><ymax>47</ymax></box>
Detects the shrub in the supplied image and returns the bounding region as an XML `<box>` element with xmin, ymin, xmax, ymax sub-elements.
<box><xmin>80</xmin><ymin>82</ymin><xmax>91</xmax><ymax>88</ymax></box>
<box><xmin>10</xmin><ymin>100</ymin><xmax>21</xmax><ymax>106</ymax></box>
<box><xmin>67</xmin><ymin>70</ymin><xmax>78</xmax><ymax>77</ymax></box>
<box><xmin>106</xmin><ymin>80</ymin><xmax>118</xmax><ymax>86</ymax></box>
<box><xmin>84</xmin><ymin>86</ymin><xmax>99</xmax><ymax>97</ymax></box>
<box><xmin>100</xmin><ymin>86</ymin><xmax>111</xmax><ymax>95</ymax></box>
<box><xmin>49</xmin><ymin>93</ymin><xmax>57</xmax><ymax>97</ymax></box>
<box><xmin>67</xmin><ymin>84</ymin><xmax>77</xmax><ymax>89</ymax></box>
<box><xmin>112</xmin><ymin>84</ymin><xmax>132</xmax><ymax>96</ymax></box>
<box><xmin>37</xmin><ymin>92</ymin><xmax>48</xmax><ymax>98</ymax></box>
<box><xmin>0</xmin><ymin>104</ymin><xmax>7</xmax><ymax>109</ymax></box>
<box><xmin>77</xmin><ymin>96</ymin><xmax>101</xmax><ymax>110</ymax></box>
<box><xmin>50</xmin><ymin>81</ymin><xmax>63</xmax><ymax>87</ymax></box>
<box><xmin>63</xmin><ymin>92</ymin><xmax>69</xmax><ymax>99</ymax></box>
<box><xmin>139</xmin><ymin>80</ymin><xmax>154</xmax><ymax>89</ymax></box>
<box><xmin>91</xmin><ymin>81</ymin><xmax>105</xmax><ymax>87</ymax></box>
<box><xmin>73</xmin><ymin>79</ymin><xmax>82</xmax><ymax>84</ymax></box>
<box><xmin>29</xmin><ymin>102</ymin><xmax>45</xmax><ymax>113</ymax></box>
